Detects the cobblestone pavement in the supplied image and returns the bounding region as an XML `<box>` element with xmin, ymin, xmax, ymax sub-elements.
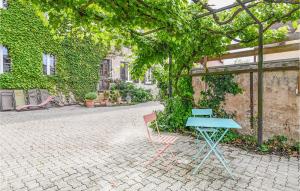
<box><xmin>0</xmin><ymin>102</ymin><xmax>299</xmax><ymax>191</ymax></box>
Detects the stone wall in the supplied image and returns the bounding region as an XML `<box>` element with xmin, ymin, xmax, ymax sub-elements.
<box><xmin>192</xmin><ymin>69</ymin><xmax>300</xmax><ymax>142</ymax></box>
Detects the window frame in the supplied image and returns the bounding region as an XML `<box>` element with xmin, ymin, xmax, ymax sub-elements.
<box><xmin>43</xmin><ymin>53</ymin><xmax>56</xmax><ymax>75</ymax></box>
<box><xmin>0</xmin><ymin>0</ymin><xmax>8</xmax><ymax>9</ymax></box>
<box><xmin>120</xmin><ymin>62</ymin><xmax>131</xmax><ymax>82</ymax></box>
<box><xmin>144</xmin><ymin>68</ymin><xmax>153</xmax><ymax>85</ymax></box>
<box><xmin>0</xmin><ymin>45</ymin><xmax>12</xmax><ymax>74</ymax></box>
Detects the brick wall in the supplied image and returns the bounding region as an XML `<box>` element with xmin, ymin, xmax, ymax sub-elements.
<box><xmin>192</xmin><ymin>70</ymin><xmax>300</xmax><ymax>142</ymax></box>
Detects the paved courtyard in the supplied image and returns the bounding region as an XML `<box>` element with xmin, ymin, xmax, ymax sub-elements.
<box><xmin>0</xmin><ymin>102</ymin><xmax>299</xmax><ymax>191</ymax></box>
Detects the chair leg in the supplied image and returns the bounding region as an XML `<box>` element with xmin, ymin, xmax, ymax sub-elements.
<box><xmin>146</xmin><ymin>144</ymin><xmax>171</xmax><ymax>166</ymax></box>
<box><xmin>163</xmin><ymin>145</ymin><xmax>179</xmax><ymax>171</ymax></box>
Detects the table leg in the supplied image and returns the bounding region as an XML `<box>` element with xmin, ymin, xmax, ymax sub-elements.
<box><xmin>193</xmin><ymin>129</ymin><xmax>231</xmax><ymax>176</ymax></box>
<box><xmin>203</xmin><ymin>131</ymin><xmax>227</xmax><ymax>164</ymax></box>
<box><xmin>202</xmin><ymin>131</ymin><xmax>233</xmax><ymax>178</ymax></box>
<box><xmin>193</xmin><ymin>131</ymin><xmax>217</xmax><ymax>160</ymax></box>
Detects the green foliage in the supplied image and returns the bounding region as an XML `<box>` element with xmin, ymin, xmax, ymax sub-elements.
<box><xmin>110</xmin><ymin>81</ymin><xmax>153</xmax><ymax>103</ymax></box>
<box><xmin>156</xmin><ymin>95</ymin><xmax>193</xmax><ymax>132</ymax></box>
<box><xmin>27</xmin><ymin>1</ymin><xmax>299</xmax><ymax>103</ymax></box>
<box><xmin>259</xmin><ymin>144</ymin><xmax>270</xmax><ymax>153</ymax></box>
<box><xmin>153</xmin><ymin>69</ymin><xmax>194</xmax><ymax>132</ymax></box>
<box><xmin>221</xmin><ymin>131</ymin><xmax>299</xmax><ymax>156</ymax></box>
<box><xmin>131</xmin><ymin>88</ymin><xmax>153</xmax><ymax>103</ymax></box>
<box><xmin>0</xmin><ymin>1</ymin><xmax>107</xmax><ymax>101</ymax></box>
<box><xmin>292</xmin><ymin>142</ymin><xmax>300</xmax><ymax>152</ymax></box>
<box><xmin>59</xmin><ymin>38</ymin><xmax>106</xmax><ymax>100</ymax></box>
<box><xmin>0</xmin><ymin>0</ymin><xmax>59</xmax><ymax>90</ymax></box>
<box><xmin>29</xmin><ymin>0</ymin><xmax>300</xmax><ymax>50</ymax></box>
<box><xmin>28</xmin><ymin>1</ymin><xmax>299</xmax><ymax>135</ymax></box>
<box><xmin>109</xmin><ymin>90</ymin><xmax>121</xmax><ymax>102</ymax></box>
<box><xmin>265</xmin><ymin>135</ymin><xmax>289</xmax><ymax>153</ymax></box>
<box><xmin>152</xmin><ymin>66</ymin><xmax>169</xmax><ymax>100</ymax></box>
<box><xmin>84</xmin><ymin>92</ymin><xmax>97</xmax><ymax>100</ymax></box>
<box><xmin>221</xmin><ymin>130</ymin><xmax>241</xmax><ymax>143</ymax></box>
<box><xmin>199</xmin><ymin>74</ymin><xmax>243</xmax><ymax>118</ymax></box>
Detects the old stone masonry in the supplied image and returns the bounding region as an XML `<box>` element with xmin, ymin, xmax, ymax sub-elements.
<box><xmin>0</xmin><ymin>102</ymin><xmax>299</xmax><ymax>191</ymax></box>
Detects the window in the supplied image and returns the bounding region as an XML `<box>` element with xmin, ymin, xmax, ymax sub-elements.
<box><xmin>0</xmin><ymin>0</ymin><xmax>8</xmax><ymax>9</ymax></box>
<box><xmin>144</xmin><ymin>68</ymin><xmax>153</xmax><ymax>85</ymax></box>
<box><xmin>120</xmin><ymin>62</ymin><xmax>131</xmax><ymax>82</ymax></box>
<box><xmin>44</xmin><ymin>12</ymin><xmax>49</xmax><ymax>21</ymax></box>
<box><xmin>43</xmin><ymin>54</ymin><xmax>56</xmax><ymax>75</ymax></box>
<box><xmin>0</xmin><ymin>45</ymin><xmax>11</xmax><ymax>74</ymax></box>
<box><xmin>49</xmin><ymin>55</ymin><xmax>56</xmax><ymax>75</ymax></box>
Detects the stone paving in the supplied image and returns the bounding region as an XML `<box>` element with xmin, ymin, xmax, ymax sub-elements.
<box><xmin>0</xmin><ymin>102</ymin><xmax>299</xmax><ymax>191</ymax></box>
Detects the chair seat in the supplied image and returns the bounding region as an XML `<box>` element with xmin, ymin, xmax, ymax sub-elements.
<box><xmin>153</xmin><ymin>135</ymin><xmax>177</xmax><ymax>144</ymax></box>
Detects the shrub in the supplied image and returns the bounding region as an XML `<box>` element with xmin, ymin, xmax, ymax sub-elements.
<box><xmin>259</xmin><ymin>144</ymin><xmax>270</xmax><ymax>153</ymax></box>
<box><xmin>110</xmin><ymin>81</ymin><xmax>153</xmax><ymax>103</ymax></box>
<box><xmin>109</xmin><ymin>90</ymin><xmax>121</xmax><ymax>102</ymax></box>
<box><xmin>292</xmin><ymin>142</ymin><xmax>300</xmax><ymax>153</ymax></box>
<box><xmin>156</xmin><ymin>96</ymin><xmax>193</xmax><ymax>132</ymax></box>
<box><xmin>131</xmin><ymin>88</ymin><xmax>152</xmax><ymax>103</ymax></box>
<box><xmin>84</xmin><ymin>92</ymin><xmax>97</xmax><ymax>100</ymax></box>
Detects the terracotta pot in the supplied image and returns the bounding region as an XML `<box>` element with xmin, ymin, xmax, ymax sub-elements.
<box><xmin>85</xmin><ymin>100</ymin><xmax>94</xmax><ymax>108</ymax></box>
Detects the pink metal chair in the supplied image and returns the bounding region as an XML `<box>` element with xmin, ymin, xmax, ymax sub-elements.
<box><xmin>143</xmin><ymin>112</ymin><xmax>178</xmax><ymax>166</ymax></box>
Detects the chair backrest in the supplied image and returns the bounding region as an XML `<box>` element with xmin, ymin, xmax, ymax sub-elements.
<box><xmin>192</xmin><ymin>109</ymin><xmax>213</xmax><ymax>117</ymax></box>
<box><xmin>143</xmin><ymin>112</ymin><xmax>160</xmax><ymax>141</ymax></box>
<box><xmin>143</xmin><ymin>112</ymin><xmax>156</xmax><ymax>124</ymax></box>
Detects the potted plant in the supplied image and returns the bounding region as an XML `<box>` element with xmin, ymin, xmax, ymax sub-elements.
<box><xmin>84</xmin><ymin>92</ymin><xmax>97</xmax><ymax>108</ymax></box>
<box><xmin>115</xmin><ymin>90</ymin><xmax>122</xmax><ymax>104</ymax></box>
<box><xmin>126</xmin><ymin>93</ymin><xmax>132</xmax><ymax>104</ymax></box>
<box><xmin>109</xmin><ymin>90</ymin><xmax>116</xmax><ymax>103</ymax></box>
<box><xmin>103</xmin><ymin>90</ymin><xmax>110</xmax><ymax>105</ymax></box>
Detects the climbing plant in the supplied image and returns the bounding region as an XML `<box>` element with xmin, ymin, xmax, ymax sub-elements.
<box><xmin>0</xmin><ymin>0</ymin><xmax>108</xmax><ymax>100</ymax></box>
<box><xmin>199</xmin><ymin>74</ymin><xmax>243</xmax><ymax>118</ymax></box>
<box><xmin>59</xmin><ymin>38</ymin><xmax>107</xmax><ymax>100</ymax></box>
<box><xmin>0</xmin><ymin>0</ymin><xmax>59</xmax><ymax>90</ymax></box>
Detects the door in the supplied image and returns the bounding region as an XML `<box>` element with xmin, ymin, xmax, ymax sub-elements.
<box><xmin>99</xmin><ymin>59</ymin><xmax>111</xmax><ymax>90</ymax></box>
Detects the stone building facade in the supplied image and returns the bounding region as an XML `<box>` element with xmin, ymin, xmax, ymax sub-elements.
<box><xmin>98</xmin><ymin>47</ymin><xmax>159</xmax><ymax>96</ymax></box>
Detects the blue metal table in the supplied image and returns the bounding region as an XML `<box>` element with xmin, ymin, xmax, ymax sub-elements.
<box><xmin>186</xmin><ymin>117</ymin><xmax>241</xmax><ymax>177</ymax></box>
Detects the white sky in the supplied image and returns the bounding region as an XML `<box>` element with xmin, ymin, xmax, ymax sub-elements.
<box><xmin>207</xmin><ymin>0</ymin><xmax>236</xmax><ymax>9</ymax></box>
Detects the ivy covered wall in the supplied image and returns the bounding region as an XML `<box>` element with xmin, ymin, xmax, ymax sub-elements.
<box><xmin>59</xmin><ymin>38</ymin><xmax>106</xmax><ymax>99</ymax></box>
<box><xmin>0</xmin><ymin>0</ymin><xmax>106</xmax><ymax>99</ymax></box>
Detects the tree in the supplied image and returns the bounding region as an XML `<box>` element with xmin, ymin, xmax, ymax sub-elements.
<box><xmin>29</xmin><ymin>0</ymin><xmax>299</xmax><ymax>74</ymax></box>
<box><xmin>30</xmin><ymin>0</ymin><xmax>299</xmax><ymax>133</ymax></box>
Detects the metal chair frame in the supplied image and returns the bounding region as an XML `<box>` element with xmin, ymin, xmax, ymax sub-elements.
<box><xmin>143</xmin><ymin>113</ymin><xmax>178</xmax><ymax>167</ymax></box>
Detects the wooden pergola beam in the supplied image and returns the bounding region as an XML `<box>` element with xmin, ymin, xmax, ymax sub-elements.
<box><xmin>227</xmin><ymin>32</ymin><xmax>300</xmax><ymax>51</ymax></box>
<box><xmin>208</xmin><ymin>42</ymin><xmax>299</xmax><ymax>61</ymax></box>
<box><xmin>191</xmin><ymin>58</ymin><xmax>299</xmax><ymax>76</ymax></box>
